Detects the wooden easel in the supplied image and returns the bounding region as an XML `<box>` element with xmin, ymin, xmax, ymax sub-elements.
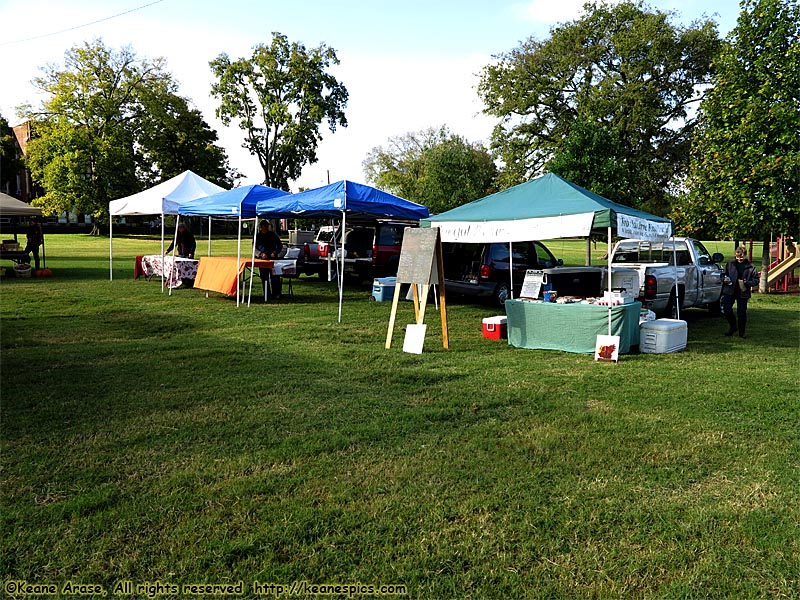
<box><xmin>385</xmin><ymin>227</ymin><xmax>449</xmax><ymax>350</ymax></box>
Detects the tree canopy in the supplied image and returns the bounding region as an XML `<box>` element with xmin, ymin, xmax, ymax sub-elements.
<box><xmin>210</xmin><ymin>32</ymin><xmax>348</xmax><ymax>191</ymax></box>
<box><xmin>478</xmin><ymin>0</ymin><xmax>720</xmax><ymax>215</ymax></box>
<box><xmin>363</xmin><ymin>126</ymin><xmax>497</xmax><ymax>215</ymax></box>
<box><xmin>675</xmin><ymin>0</ymin><xmax>800</xmax><ymax>242</ymax></box>
<box><xmin>22</xmin><ymin>39</ymin><xmax>234</xmax><ymax>219</ymax></box>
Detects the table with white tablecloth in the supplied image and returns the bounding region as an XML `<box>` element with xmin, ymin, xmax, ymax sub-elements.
<box><xmin>138</xmin><ymin>255</ymin><xmax>198</xmax><ymax>289</ymax></box>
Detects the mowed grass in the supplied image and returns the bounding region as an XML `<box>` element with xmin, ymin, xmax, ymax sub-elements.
<box><xmin>1</xmin><ymin>234</ymin><xmax>798</xmax><ymax>599</ymax></box>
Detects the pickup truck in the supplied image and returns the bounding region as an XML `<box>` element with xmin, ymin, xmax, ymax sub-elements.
<box><xmin>610</xmin><ymin>237</ymin><xmax>725</xmax><ymax>317</ymax></box>
<box><xmin>284</xmin><ymin>227</ymin><xmax>335</xmax><ymax>277</ymax></box>
<box><xmin>318</xmin><ymin>221</ymin><xmax>414</xmax><ymax>281</ymax></box>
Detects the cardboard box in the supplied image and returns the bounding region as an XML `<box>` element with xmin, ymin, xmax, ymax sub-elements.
<box><xmin>482</xmin><ymin>316</ymin><xmax>508</xmax><ymax>340</ymax></box>
<box><xmin>639</xmin><ymin>318</ymin><xmax>687</xmax><ymax>353</ymax></box>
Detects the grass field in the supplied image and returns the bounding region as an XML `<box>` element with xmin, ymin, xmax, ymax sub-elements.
<box><xmin>1</xmin><ymin>234</ymin><xmax>798</xmax><ymax>599</ymax></box>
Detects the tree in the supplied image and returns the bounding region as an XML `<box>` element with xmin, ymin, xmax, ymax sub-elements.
<box><xmin>363</xmin><ymin>126</ymin><xmax>497</xmax><ymax>214</ymax></box>
<box><xmin>22</xmin><ymin>39</ymin><xmax>233</xmax><ymax>222</ymax></box>
<box><xmin>210</xmin><ymin>32</ymin><xmax>348</xmax><ymax>191</ymax></box>
<box><xmin>675</xmin><ymin>0</ymin><xmax>799</xmax><ymax>287</ymax></box>
<box><xmin>478</xmin><ymin>0</ymin><xmax>720</xmax><ymax>214</ymax></box>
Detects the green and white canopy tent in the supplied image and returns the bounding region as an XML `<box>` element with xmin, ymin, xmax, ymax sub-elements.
<box><xmin>421</xmin><ymin>173</ymin><xmax>676</xmax><ymax>328</ymax></box>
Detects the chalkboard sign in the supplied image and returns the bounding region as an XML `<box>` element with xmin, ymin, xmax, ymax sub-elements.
<box><xmin>396</xmin><ymin>228</ymin><xmax>439</xmax><ymax>285</ymax></box>
<box><xmin>520</xmin><ymin>269</ymin><xmax>545</xmax><ymax>299</ymax></box>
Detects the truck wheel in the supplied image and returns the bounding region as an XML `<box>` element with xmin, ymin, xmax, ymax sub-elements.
<box><xmin>708</xmin><ymin>295</ymin><xmax>722</xmax><ymax>316</ymax></box>
<box><xmin>665</xmin><ymin>290</ymin><xmax>682</xmax><ymax>319</ymax></box>
<box><xmin>493</xmin><ymin>282</ymin><xmax>510</xmax><ymax>307</ymax></box>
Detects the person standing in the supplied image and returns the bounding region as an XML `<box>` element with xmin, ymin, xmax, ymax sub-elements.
<box><xmin>166</xmin><ymin>223</ymin><xmax>196</xmax><ymax>258</ymax></box>
<box><xmin>255</xmin><ymin>220</ymin><xmax>284</xmax><ymax>298</ymax></box>
<box><xmin>721</xmin><ymin>246</ymin><xmax>759</xmax><ymax>338</ymax></box>
<box><xmin>24</xmin><ymin>217</ymin><xmax>43</xmax><ymax>270</ymax></box>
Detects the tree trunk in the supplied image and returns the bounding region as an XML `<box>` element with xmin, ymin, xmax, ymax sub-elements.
<box><xmin>759</xmin><ymin>232</ymin><xmax>770</xmax><ymax>294</ymax></box>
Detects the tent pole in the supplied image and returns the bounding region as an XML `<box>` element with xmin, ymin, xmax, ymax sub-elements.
<box><xmin>236</xmin><ymin>214</ymin><xmax>242</xmax><ymax>307</ymax></box>
<box><xmin>672</xmin><ymin>233</ymin><xmax>680</xmax><ymax>320</ymax></box>
<box><xmin>248</xmin><ymin>216</ymin><xmax>257</xmax><ymax>307</ymax></box>
<box><xmin>161</xmin><ymin>213</ymin><xmax>168</xmax><ymax>294</ymax></box>
<box><xmin>608</xmin><ymin>226</ymin><xmax>612</xmax><ymax>336</ymax></box>
<box><xmin>338</xmin><ymin>210</ymin><xmax>346</xmax><ymax>323</ymax></box>
<box><xmin>169</xmin><ymin>216</ymin><xmax>180</xmax><ymax>297</ymax></box>
<box><xmin>509</xmin><ymin>241</ymin><xmax>514</xmax><ymax>299</ymax></box>
<box><xmin>208</xmin><ymin>216</ymin><xmax>212</xmax><ymax>256</ymax></box>
<box><xmin>109</xmin><ymin>217</ymin><xmax>113</xmax><ymax>281</ymax></box>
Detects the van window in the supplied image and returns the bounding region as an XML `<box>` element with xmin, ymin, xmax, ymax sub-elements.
<box><xmin>489</xmin><ymin>242</ymin><xmax>537</xmax><ymax>267</ymax></box>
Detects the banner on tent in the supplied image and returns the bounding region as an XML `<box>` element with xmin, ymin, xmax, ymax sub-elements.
<box><xmin>617</xmin><ymin>214</ymin><xmax>672</xmax><ymax>242</ymax></box>
<box><xmin>431</xmin><ymin>213</ymin><xmax>595</xmax><ymax>243</ymax></box>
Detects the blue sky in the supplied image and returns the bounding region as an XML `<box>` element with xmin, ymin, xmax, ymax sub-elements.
<box><xmin>0</xmin><ymin>0</ymin><xmax>740</xmax><ymax>191</ymax></box>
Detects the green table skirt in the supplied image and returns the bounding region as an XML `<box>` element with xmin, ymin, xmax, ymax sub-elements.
<box><xmin>505</xmin><ymin>299</ymin><xmax>641</xmax><ymax>354</ymax></box>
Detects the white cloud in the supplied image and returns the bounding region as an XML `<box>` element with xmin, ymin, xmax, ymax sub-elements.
<box><xmin>511</xmin><ymin>0</ymin><xmax>622</xmax><ymax>27</ymax></box>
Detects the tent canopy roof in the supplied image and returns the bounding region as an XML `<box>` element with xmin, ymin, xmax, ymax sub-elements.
<box><xmin>0</xmin><ymin>193</ymin><xmax>42</xmax><ymax>217</ymax></box>
<box><xmin>255</xmin><ymin>180</ymin><xmax>429</xmax><ymax>220</ymax></box>
<box><xmin>109</xmin><ymin>170</ymin><xmax>226</xmax><ymax>216</ymax></box>
<box><xmin>423</xmin><ymin>173</ymin><xmax>671</xmax><ymax>242</ymax></box>
<box><xmin>177</xmin><ymin>184</ymin><xmax>289</xmax><ymax>218</ymax></box>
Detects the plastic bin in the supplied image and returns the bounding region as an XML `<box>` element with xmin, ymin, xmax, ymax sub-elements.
<box><xmin>371</xmin><ymin>277</ymin><xmax>397</xmax><ymax>302</ymax></box>
<box><xmin>482</xmin><ymin>316</ymin><xmax>508</xmax><ymax>340</ymax></box>
<box><xmin>639</xmin><ymin>318</ymin><xmax>687</xmax><ymax>353</ymax></box>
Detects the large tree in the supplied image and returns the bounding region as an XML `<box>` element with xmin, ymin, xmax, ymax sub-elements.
<box><xmin>363</xmin><ymin>126</ymin><xmax>497</xmax><ymax>215</ymax></box>
<box><xmin>22</xmin><ymin>39</ymin><xmax>233</xmax><ymax>221</ymax></box>
<box><xmin>478</xmin><ymin>0</ymin><xmax>720</xmax><ymax>215</ymax></box>
<box><xmin>210</xmin><ymin>32</ymin><xmax>348</xmax><ymax>191</ymax></box>
<box><xmin>675</xmin><ymin>0</ymin><xmax>799</xmax><ymax>285</ymax></box>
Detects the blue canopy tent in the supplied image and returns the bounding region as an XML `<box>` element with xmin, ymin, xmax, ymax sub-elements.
<box><xmin>177</xmin><ymin>184</ymin><xmax>290</xmax><ymax>305</ymax></box>
<box><xmin>256</xmin><ymin>180</ymin><xmax>430</xmax><ymax>321</ymax></box>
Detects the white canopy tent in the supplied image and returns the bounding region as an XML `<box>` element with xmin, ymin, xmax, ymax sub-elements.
<box><xmin>108</xmin><ymin>171</ymin><xmax>225</xmax><ymax>289</ymax></box>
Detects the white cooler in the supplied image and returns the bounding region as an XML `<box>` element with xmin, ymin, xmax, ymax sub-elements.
<box><xmin>639</xmin><ymin>319</ymin><xmax>687</xmax><ymax>353</ymax></box>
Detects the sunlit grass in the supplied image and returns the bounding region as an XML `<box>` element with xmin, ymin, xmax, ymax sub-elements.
<box><xmin>1</xmin><ymin>234</ymin><xmax>797</xmax><ymax>599</ymax></box>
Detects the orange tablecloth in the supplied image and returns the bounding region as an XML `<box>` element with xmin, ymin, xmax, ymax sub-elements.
<box><xmin>194</xmin><ymin>257</ymin><xmax>274</xmax><ymax>297</ymax></box>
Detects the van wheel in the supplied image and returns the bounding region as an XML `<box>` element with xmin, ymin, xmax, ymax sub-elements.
<box><xmin>494</xmin><ymin>283</ymin><xmax>510</xmax><ymax>306</ymax></box>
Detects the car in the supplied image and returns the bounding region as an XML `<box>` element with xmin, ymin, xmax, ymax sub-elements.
<box><xmin>441</xmin><ymin>240</ymin><xmax>563</xmax><ymax>306</ymax></box>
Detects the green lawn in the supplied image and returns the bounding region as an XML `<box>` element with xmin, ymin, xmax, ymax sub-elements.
<box><xmin>1</xmin><ymin>235</ymin><xmax>798</xmax><ymax>599</ymax></box>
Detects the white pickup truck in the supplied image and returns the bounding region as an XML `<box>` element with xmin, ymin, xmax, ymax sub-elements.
<box><xmin>610</xmin><ymin>237</ymin><xmax>725</xmax><ymax>317</ymax></box>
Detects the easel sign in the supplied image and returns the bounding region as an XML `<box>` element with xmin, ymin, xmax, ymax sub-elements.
<box><xmin>520</xmin><ymin>269</ymin><xmax>545</xmax><ymax>300</ymax></box>
<box><xmin>385</xmin><ymin>227</ymin><xmax>449</xmax><ymax>350</ymax></box>
<box><xmin>595</xmin><ymin>335</ymin><xmax>620</xmax><ymax>362</ymax></box>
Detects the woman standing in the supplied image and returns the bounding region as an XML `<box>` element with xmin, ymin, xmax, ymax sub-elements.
<box><xmin>721</xmin><ymin>246</ymin><xmax>760</xmax><ymax>338</ymax></box>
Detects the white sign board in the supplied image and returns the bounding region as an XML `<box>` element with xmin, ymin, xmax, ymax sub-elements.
<box><xmin>403</xmin><ymin>324</ymin><xmax>427</xmax><ymax>354</ymax></box>
<box><xmin>520</xmin><ymin>270</ymin><xmax>545</xmax><ymax>299</ymax></box>
<box><xmin>617</xmin><ymin>214</ymin><xmax>672</xmax><ymax>242</ymax></box>
<box><xmin>595</xmin><ymin>335</ymin><xmax>621</xmax><ymax>362</ymax></box>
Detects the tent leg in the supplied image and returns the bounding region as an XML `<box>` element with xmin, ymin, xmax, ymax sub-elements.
<box><xmin>608</xmin><ymin>227</ymin><xmax>612</xmax><ymax>336</ymax></box>
<box><xmin>109</xmin><ymin>219</ymin><xmax>113</xmax><ymax>281</ymax></box>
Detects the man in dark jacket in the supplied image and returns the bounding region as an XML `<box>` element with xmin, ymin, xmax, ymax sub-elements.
<box><xmin>721</xmin><ymin>246</ymin><xmax>760</xmax><ymax>338</ymax></box>
<box><xmin>24</xmin><ymin>217</ymin><xmax>43</xmax><ymax>270</ymax></box>
<box><xmin>255</xmin><ymin>220</ymin><xmax>283</xmax><ymax>298</ymax></box>
<box><xmin>166</xmin><ymin>223</ymin><xmax>196</xmax><ymax>258</ymax></box>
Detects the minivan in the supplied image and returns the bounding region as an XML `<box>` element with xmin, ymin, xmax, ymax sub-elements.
<box><xmin>442</xmin><ymin>241</ymin><xmax>562</xmax><ymax>305</ymax></box>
